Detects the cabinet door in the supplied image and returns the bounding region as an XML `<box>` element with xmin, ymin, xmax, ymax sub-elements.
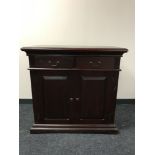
<box><xmin>77</xmin><ymin>71</ymin><xmax>118</xmax><ymax>124</ymax></box>
<box><xmin>30</xmin><ymin>70</ymin><xmax>74</xmax><ymax>124</ymax></box>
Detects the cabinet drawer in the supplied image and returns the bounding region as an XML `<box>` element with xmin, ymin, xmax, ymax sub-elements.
<box><xmin>33</xmin><ymin>56</ymin><xmax>74</xmax><ymax>68</ymax></box>
<box><xmin>76</xmin><ymin>57</ymin><xmax>115</xmax><ymax>69</ymax></box>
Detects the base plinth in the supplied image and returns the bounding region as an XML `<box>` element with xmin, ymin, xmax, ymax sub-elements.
<box><xmin>30</xmin><ymin>124</ymin><xmax>119</xmax><ymax>134</ymax></box>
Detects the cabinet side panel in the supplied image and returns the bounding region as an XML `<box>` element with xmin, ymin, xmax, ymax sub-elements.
<box><xmin>104</xmin><ymin>72</ymin><xmax>119</xmax><ymax>123</ymax></box>
<box><xmin>30</xmin><ymin>70</ymin><xmax>44</xmax><ymax>123</ymax></box>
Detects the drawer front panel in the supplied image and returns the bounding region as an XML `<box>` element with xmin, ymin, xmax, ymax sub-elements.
<box><xmin>76</xmin><ymin>57</ymin><xmax>115</xmax><ymax>69</ymax></box>
<box><xmin>33</xmin><ymin>56</ymin><xmax>74</xmax><ymax>68</ymax></box>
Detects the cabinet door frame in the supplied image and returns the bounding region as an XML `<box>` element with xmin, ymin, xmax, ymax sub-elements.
<box><xmin>30</xmin><ymin>70</ymin><xmax>75</xmax><ymax>124</ymax></box>
<box><xmin>74</xmin><ymin>70</ymin><xmax>119</xmax><ymax>124</ymax></box>
<box><xmin>30</xmin><ymin>69</ymin><xmax>119</xmax><ymax>125</ymax></box>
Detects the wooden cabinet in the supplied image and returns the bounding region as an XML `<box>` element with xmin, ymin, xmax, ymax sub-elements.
<box><xmin>21</xmin><ymin>46</ymin><xmax>127</xmax><ymax>133</ymax></box>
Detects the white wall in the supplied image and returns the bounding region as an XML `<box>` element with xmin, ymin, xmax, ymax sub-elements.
<box><xmin>19</xmin><ymin>0</ymin><xmax>134</xmax><ymax>99</ymax></box>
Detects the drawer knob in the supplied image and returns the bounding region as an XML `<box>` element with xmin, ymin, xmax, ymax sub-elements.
<box><xmin>97</xmin><ymin>61</ymin><xmax>102</xmax><ymax>64</ymax></box>
<box><xmin>48</xmin><ymin>60</ymin><xmax>60</xmax><ymax>66</ymax></box>
<box><xmin>89</xmin><ymin>61</ymin><xmax>93</xmax><ymax>64</ymax></box>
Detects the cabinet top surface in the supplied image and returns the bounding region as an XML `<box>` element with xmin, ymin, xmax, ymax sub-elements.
<box><xmin>21</xmin><ymin>45</ymin><xmax>128</xmax><ymax>55</ymax></box>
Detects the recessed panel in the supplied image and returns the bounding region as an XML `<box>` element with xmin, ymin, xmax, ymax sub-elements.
<box><xmin>80</xmin><ymin>75</ymin><xmax>107</xmax><ymax>119</ymax></box>
<box><xmin>42</xmin><ymin>75</ymin><xmax>69</xmax><ymax>119</ymax></box>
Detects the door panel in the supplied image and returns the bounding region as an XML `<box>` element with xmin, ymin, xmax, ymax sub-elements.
<box><xmin>80</xmin><ymin>75</ymin><xmax>107</xmax><ymax>119</ymax></box>
<box><xmin>77</xmin><ymin>71</ymin><xmax>116</xmax><ymax>123</ymax></box>
<box><xmin>33</xmin><ymin>70</ymin><xmax>73</xmax><ymax>123</ymax></box>
<box><xmin>42</xmin><ymin>75</ymin><xmax>69</xmax><ymax>119</ymax></box>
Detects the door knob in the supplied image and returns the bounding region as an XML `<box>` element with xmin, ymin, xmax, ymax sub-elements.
<box><xmin>69</xmin><ymin>98</ymin><xmax>74</xmax><ymax>101</ymax></box>
<box><xmin>75</xmin><ymin>98</ymin><xmax>80</xmax><ymax>101</ymax></box>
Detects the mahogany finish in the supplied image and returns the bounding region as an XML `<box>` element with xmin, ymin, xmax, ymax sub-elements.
<box><xmin>21</xmin><ymin>46</ymin><xmax>127</xmax><ymax>133</ymax></box>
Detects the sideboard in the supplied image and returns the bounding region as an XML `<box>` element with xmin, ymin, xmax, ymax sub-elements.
<box><xmin>21</xmin><ymin>46</ymin><xmax>127</xmax><ymax>133</ymax></box>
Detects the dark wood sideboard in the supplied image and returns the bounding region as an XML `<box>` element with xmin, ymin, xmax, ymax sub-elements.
<box><xmin>21</xmin><ymin>46</ymin><xmax>127</xmax><ymax>133</ymax></box>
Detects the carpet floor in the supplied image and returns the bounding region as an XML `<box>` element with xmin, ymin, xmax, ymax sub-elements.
<box><xmin>19</xmin><ymin>103</ymin><xmax>135</xmax><ymax>155</ymax></box>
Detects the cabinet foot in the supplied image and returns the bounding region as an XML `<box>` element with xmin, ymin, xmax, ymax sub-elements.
<box><xmin>30</xmin><ymin>124</ymin><xmax>119</xmax><ymax>134</ymax></box>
